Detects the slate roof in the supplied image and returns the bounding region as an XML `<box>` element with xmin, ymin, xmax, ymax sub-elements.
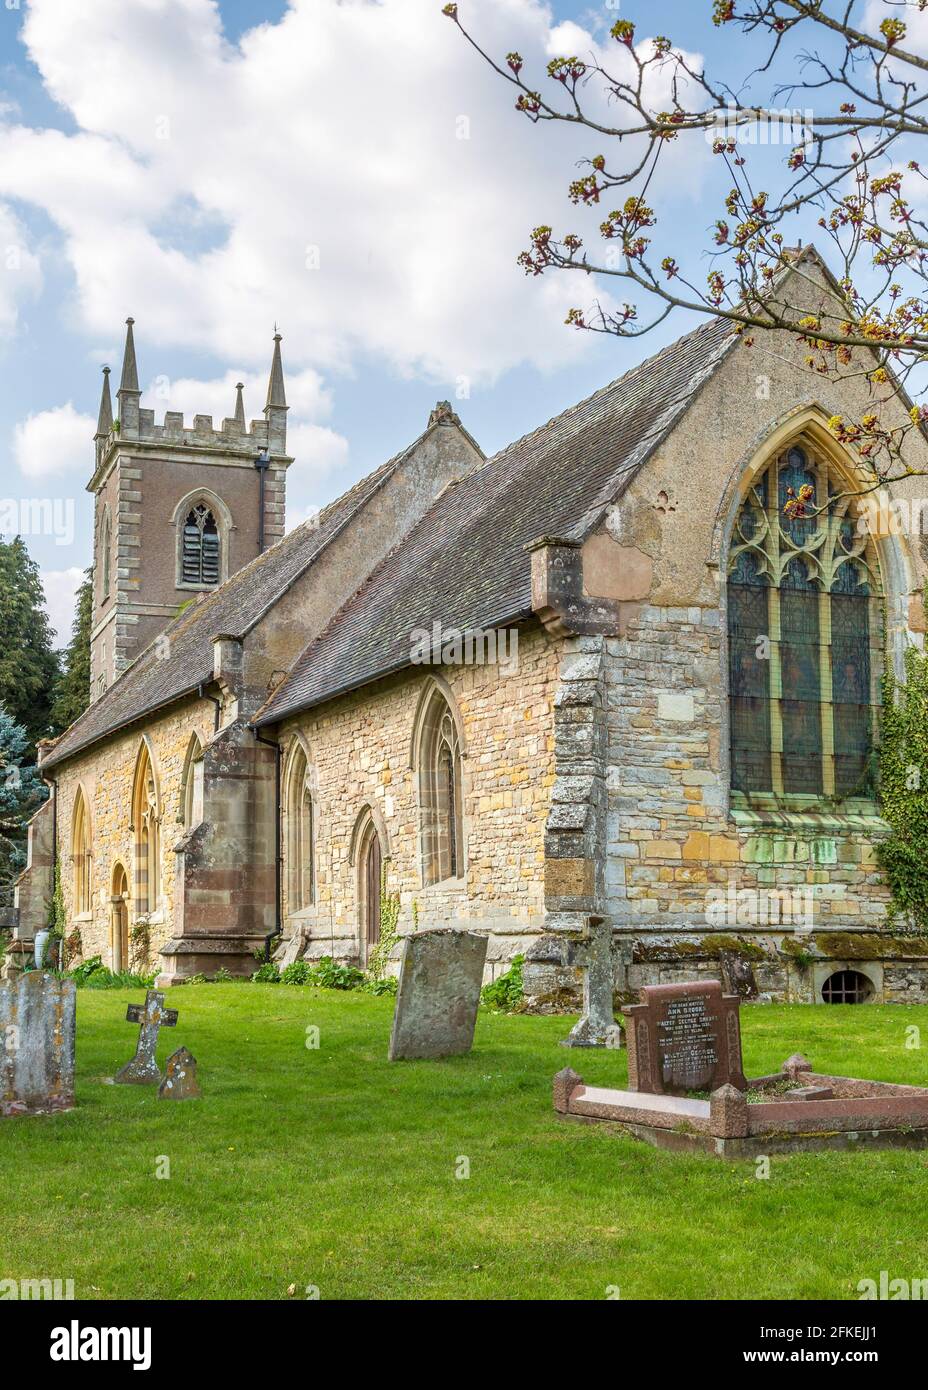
<box><xmin>255</xmin><ymin>312</ymin><xmax>735</xmax><ymax>727</ymax></box>
<box><xmin>42</xmin><ymin>432</ymin><xmax>434</xmax><ymax>771</ymax></box>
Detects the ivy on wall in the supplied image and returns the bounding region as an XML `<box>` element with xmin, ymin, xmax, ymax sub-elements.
<box><xmin>877</xmin><ymin>643</ymin><xmax>928</xmax><ymax>933</ymax></box>
<box><xmin>365</xmin><ymin>868</ymin><xmax>401</xmax><ymax>984</ymax></box>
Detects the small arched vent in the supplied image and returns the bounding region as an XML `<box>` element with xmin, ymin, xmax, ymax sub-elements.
<box><xmin>821</xmin><ymin>969</ymin><xmax>874</xmax><ymax>1005</ymax></box>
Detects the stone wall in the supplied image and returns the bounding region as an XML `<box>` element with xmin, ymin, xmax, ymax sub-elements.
<box><xmin>599</xmin><ymin>598</ymin><xmax>909</xmax><ymax>999</ymax></box>
<box><xmin>584</xmin><ymin>264</ymin><xmax>928</xmax><ymax>1005</ymax></box>
<box><xmin>49</xmin><ymin>697</ymin><xmax>218</xmax><ymax>969</ymax></box>
<box><xmin>277</xmin><ymin>621</ymin><xmax>560</xmax><ymax>977</ymax></box>
<box><xmin>163</xmin><ymin>717</ymin><xmax>279</xmax><ymax>984</ymax></box>
<box><xmin>38</xmin><ymin>407</ymin><xmax>486</xmax><ymax>982</ymax></box>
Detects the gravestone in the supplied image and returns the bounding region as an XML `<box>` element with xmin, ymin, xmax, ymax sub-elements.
<box><xmin>113</xmin><ymin>990</ymin><xmax>178</xmax><ymax>1085</ymax></box>
<box><xmin>158</xmin><ymin>1046</ymin><xmax>201</xmax><ymax>1101</ymax></box>
<box><xmin>0</xmin><ymin>971</ymin><xmax>76</xmax><ymax>1116</ymax></box>
<box><xmin>561</xmin><ymin>915</ymin><xmax>623</xmax><ymax>1048</ymax></box>
<box><xmin>718</xmin><ymin>949</ymin><xmax>759</xmax><ymax>1001</ymax></box>
<box><xmin>388</xmin><ymin>928</ymin><xmax>487</xmax><ymax>1061</ymax></box>
<box><xmin>624</xmin><ymin>980</ymin><xmax>746</xmax><ymax>1096</ymax></box>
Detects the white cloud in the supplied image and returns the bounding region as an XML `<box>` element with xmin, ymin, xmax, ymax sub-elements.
<box><xmin>41</xmin><ymin>565</ymin><xmax>84</xmax><ymax>647</ymax></box>
<box><xmin>143</xmin><ymin>365</ymin><xmax>334</xmax><ymax>428</ymax></box>
<box><xmin>865</xmin><ymin>1</ymin><xmax>928</xmax><ymax>53</ymax></box>
<box><xmin>284</xmin><ymin>423</ymin><xmax>351</xmax><ymax>522</ymax></box>
<box><xmin>0</xmin><ymin>201</ymin><xmax>42</xmax><ymax>335</ymax></box>
<box><xmin>12</xmin><ymin>402</ymin><xmax>96</xmax><ymax>479</ymax></box>
<box><xmin>0</xmin><ymin>0</ymin><xmax>708</xmax><ymax>385</ymax></box>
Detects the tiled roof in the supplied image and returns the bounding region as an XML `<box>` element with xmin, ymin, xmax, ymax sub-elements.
<box><xmin>42</xmin><ymin>434</ymin><xmax>429</xmax><ymax>770</ymax></box>
<box><xmin>256</xmin><ymin>313</ymin><xmax>734</xmax><ymax>726</ymax></box>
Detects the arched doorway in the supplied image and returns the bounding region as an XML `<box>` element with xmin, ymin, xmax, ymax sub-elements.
<box><xmin>359</xmin><ymin>823</ymin><xmax>382</xmax><ymax>964</ymax></box>
<box><xmin>111</xmin><ymin>863</ymin><xmax>130</xmax><ymax>972</ymax></box>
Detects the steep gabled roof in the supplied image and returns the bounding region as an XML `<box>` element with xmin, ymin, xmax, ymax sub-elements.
<box><xmin>42</xmin><ymin>429</ymin><xmax>439</xmax><ymax>771</ymax></box>
<box><xmin>256</xmin><ymin>312</ymin><xmax>735</xmax><ymax>727</ymax></box>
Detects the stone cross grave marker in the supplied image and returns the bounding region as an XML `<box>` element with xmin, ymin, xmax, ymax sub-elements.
<box><xmin>718</xmin><ymin>949</ymin><xmax>759</xmax><ymax>1001</ymax></box>
<box><xmin>0</xmin><ymin>971</ymin><xmax>76</xmax><ymax>1116</ymax></box>
<box><xmin>624</xmin><ymin>980</ymin><xmax>746</xmax><ymax>1096</ymax></box>
<box><xmin>388</xmin><ymin>928</ymin><xmax>487</xmax><ymax>1061</ymax></box>
<box><xmin>561</xmin><ymin>915</ymin><xmax>623</xmax><ymax>1048</ymax></box>
<box><xmin>158</xmin><ymin>1046</ymin><xmax>201</xmax><ymax>1101</ymax></box>
<box><xmin>114</xmin><ymin>989</ymin><xmax>178</xmax><ymax>1085</ymax></box>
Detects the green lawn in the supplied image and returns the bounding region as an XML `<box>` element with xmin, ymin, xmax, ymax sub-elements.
<box><xmin>2</xmin><ymin>987</ymin><xmax>928</xmax><ymax>1300</ymax></box>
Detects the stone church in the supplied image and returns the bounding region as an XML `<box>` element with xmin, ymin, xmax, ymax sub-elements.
<box><xmin>11</xmin><ymin>247</ymin><xmax>928</xmax><ymax>1003</ymax></box>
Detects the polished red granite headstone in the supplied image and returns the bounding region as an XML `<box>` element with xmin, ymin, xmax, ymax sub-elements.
<box><xmin>625</xmin><ymin>980</ymin><xmax>746</xmax><ymax>1096</ymax></box>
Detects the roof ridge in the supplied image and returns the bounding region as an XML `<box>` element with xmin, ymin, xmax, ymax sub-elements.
<box><xmin>42</xmin><ymin>419</ymin><xmax>449</xmax><ymax>770</ymax></box>
<box><xmin>250</xmin><ymin>438</ymin><xmax>518</xmax><ymax>726</ymax></box>
<box><xmin>254</xmin><ymin>311</ymin><xmax>738</xmax><ymax>728</ymax></box>
<box><xmin>236</xmin><ymin>426</ymin><xmax>438</xmax><ymax>641</ymax></box>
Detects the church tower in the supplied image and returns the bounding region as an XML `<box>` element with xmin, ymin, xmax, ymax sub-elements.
<box><xmin>88</xmin><ymin>322</ymin><xmax>291</xmax><ymax>699</ymax></box>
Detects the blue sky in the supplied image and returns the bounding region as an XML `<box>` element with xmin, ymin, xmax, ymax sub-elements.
<box><xmin>0</xmin><ymin>0</ymin><xmax>845</xmax><ymax>641</ymax></box>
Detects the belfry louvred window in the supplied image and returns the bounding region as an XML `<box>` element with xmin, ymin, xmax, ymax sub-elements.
<box><xmin>182</xmin><ymin>504</ymin><xmax>220</xmax><ymax>586</ymax></box>
<box><xmin>727</xmin><ymin>445</ymin><xmax>882</xmax><ymax>807</ymax></box>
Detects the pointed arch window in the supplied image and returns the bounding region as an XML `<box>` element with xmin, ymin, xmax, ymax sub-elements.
<box><xmin>285</xmin><ymin>744</ymin><xmax>314</xmax><ymax>912</ymax></box>
<box><xmin>182</xmin><ymin>503</ymin><xmax>221</xmax><ymax>587</ymax></box>
<box><xmin>356</xmin><ymin>810</ymin><xmax>383</xmax><ymax>962</ymax></box>
<box><xmin>417</xmin><ymin>688</ymin><xmax>464</xmax><ymax>884</ymax></box>
<box><xmin>180</xmin><ymin>733</ymin><xmax>203</xmax><ymax>829</ymax></box>
<box><xmin>727</xmin><ymin>444</ymin><xmax>882</xmax><ymax>807</ymax></box>
<box><xmin>71</xmin><ymin>789</ymin><xmax>92</xmax><ymax>917</ymax></box>
<box><xmin>132</xmin><ymin>742</ymin><xmax>161</xmax><ymax>915</ymax></box>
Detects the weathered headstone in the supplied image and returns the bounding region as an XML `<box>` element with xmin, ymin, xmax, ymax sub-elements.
<box><xmin>0</xmin><ymin>971</ymin><xmax>76</xmax><ymax>1116</ymax></box>
<box><xmin>157</xmin><ymin>1046</ymin><xmax>201</xmax><ymax>1101</ymax></box>
<box><xmin>388</xmin><ymin>928</ymin><xmax>487</xmax><ymax>1061</ymax></box>
<box><xmin>561</xmin><ymin>915</ymin><xmax>623</xmax><ymax>1048</ymax></box>
<box><xmin>718</xmin><ymin>949</ymin><xmax>759</xmax><ymax>1000</ymax></box>
<box><xmin>625</xmin><ymin>980</ymin><xmax>746</xmax><ymax>1096</ymax></box>
<box><xmin>113</xmin><ymin>989</ymin><xmax>178</xmax><ymax>1085</ymax></box>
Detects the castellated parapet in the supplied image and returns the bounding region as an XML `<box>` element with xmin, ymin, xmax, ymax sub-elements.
<box><xmin>88</xmin><ymin>320</ymin><xmax>291</xmax><ymax>693</ymax></box>
<box><xmin>91</xmin><ymin>408</ymin><xmax>284</xmax><ymax>478</ymax></box>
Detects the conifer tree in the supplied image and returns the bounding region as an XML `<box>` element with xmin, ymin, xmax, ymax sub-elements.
<box><xmin>52</xmin><ymin>566</ymin><xmax>93</xmax><ymax>732</ymax></box>
<box><xmin>0</xmin><ymin>705</ymin><xmax>46</xmax><ymax>907</ymax></box>
<box><xmin>0</xmin><ymin>537</ymin><xmax>60</xmax><ymax>748</ymax></box>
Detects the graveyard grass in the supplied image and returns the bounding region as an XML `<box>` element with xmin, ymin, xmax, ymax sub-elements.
<box><xmin>3</xmin><ymin>987</ymin><xmax>928</xmax><ymax>1301</ymax></box>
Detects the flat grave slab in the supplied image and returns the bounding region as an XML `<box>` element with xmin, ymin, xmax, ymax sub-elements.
<box><xmin>554</xmin><ymin>982</ymin><xmax>928</xmax><ymax>1158</ymax></box>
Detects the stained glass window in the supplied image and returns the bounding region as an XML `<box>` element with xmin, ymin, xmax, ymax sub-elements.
<box><xmin>727</xmin><ymin>444</ymin><xmax>881</xmax><ymax>807</ymax></box>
